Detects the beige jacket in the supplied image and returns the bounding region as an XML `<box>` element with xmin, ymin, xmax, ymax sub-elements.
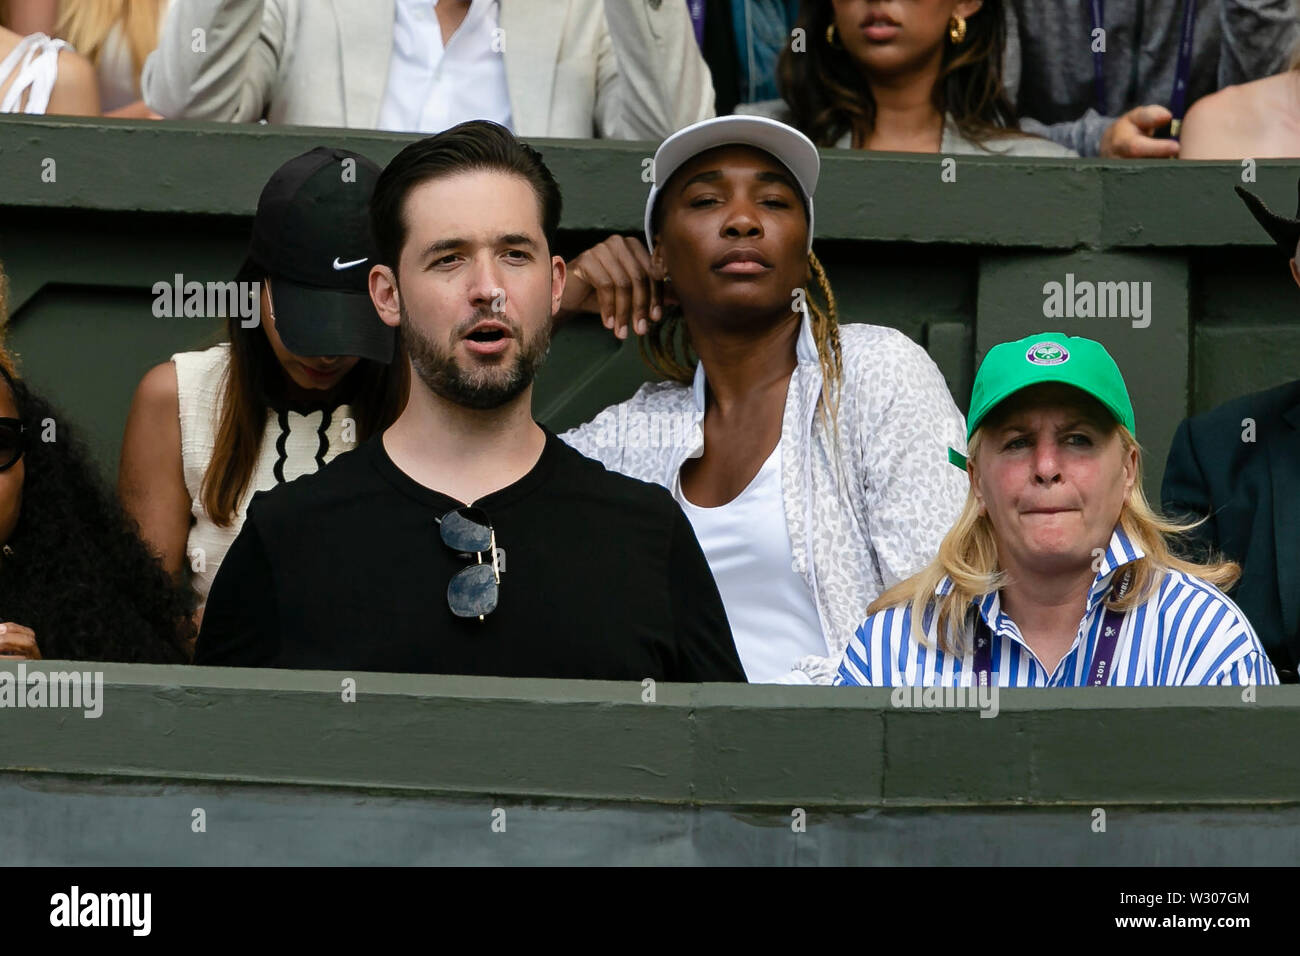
<box><xmin>142</xmin><ymin>0</ymin><xmax>715</xmax><ymax>138</ymax></box>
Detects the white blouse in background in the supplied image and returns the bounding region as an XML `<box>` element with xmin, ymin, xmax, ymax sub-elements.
<box><xmin>378</xmin><ymin>0</ymin><xmax>513</xmax><ymax>133</ymax></box>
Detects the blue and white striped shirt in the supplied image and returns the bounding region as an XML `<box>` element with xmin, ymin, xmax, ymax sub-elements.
<box><xmin>834</xmin><ymin>526</ymin><xmax>1279</xmax><ymax>687</ymax></box>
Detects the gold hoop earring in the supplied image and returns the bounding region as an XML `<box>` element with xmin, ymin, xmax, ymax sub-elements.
<box><xmin>825</xmin><ymin>23</ymin><xmax>841</xmax><ymax>48</ymax></box>
<box><xmin>948</xmin><ymin>14</ymin><xmax>967</xmax><ymax>44</ymax></box>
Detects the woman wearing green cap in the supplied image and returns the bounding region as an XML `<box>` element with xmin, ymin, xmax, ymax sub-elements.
<box><xmin>835</xmin><ymin>332</ymin><xmax>1279</xmax><ymax>687</ymax></box>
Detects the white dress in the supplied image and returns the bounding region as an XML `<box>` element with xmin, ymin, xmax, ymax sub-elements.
<box><xmin>173</xmin><ymin>344</ymin><xmax>360</xmax><ymax>610</ymax></box>
<box><xmin>0</xmin><ymin>32</ymin><xmax>69</xmax><ymax>114</ymax></box>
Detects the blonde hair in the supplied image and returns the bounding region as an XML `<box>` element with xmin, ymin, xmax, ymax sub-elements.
<box><xmin>56</xmin><ymin>0</ymin><xmax>164</xmax><ymax>76</ymax></box>
<box><xmin>638</xmin><ymin>249</ymin><xmax>845</xmax><ymax>437</ymax></box>
<box><xmin>868</xmin><ymin>423</ymin><xmax>1241</xmax><ymax>657</ymax></box>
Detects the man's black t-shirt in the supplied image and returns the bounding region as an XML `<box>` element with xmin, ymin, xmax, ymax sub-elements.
<box><xmin>195</xmin><ymin>427</ymin><xmax>745</xmax><ymax>682</ymax></box>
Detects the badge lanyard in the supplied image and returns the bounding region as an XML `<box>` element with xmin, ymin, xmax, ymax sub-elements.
<box><xmin>973</xmin><ymin>567</ymin><xmax>1134</xmax><ymax>687</ymax></box>
<box><xmin>1090</xmin><ymin>0</ymin><xmax>1198</xmax><ymax>136</ymax></box>
<box><xmin>688</xmin><ymin>0</ymin><xmax>706</xmax><ymax>47</ymax></box>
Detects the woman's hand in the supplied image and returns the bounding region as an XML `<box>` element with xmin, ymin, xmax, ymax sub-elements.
<box><xmin>1100</xmin><ymin>105</ymin><xmax>1180</xmax><ymax>158</ymax></box>
<box><xmin>0</xmin><ymin>622</ymin><xmax>41</xmax><ymax>660</ymax></box>
<box><xmin>557</xmin><ymin>235</ymin><xmax>669</xmax><ymax>339</ymax></box>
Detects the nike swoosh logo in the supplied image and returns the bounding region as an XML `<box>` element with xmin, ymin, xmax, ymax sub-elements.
<box><xmin>332</xmin><ymin>256</ymin><xmax>368</xmax><ymax>270</ymax></box>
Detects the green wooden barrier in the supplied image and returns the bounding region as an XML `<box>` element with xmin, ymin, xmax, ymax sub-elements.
<box><xmin>0</xmin><ymin>663</ymin><xmax>1295</xmax><ymax>864</ymax></box>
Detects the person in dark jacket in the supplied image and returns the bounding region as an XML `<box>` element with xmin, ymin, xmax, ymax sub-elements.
<box><xmin>1162</xmin><ymin>179</ymin><xmax>1300</xmax><ymax>681</ymax></box>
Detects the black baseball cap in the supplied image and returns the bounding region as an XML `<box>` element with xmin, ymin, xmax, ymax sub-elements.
<box><xmin>236</xmin><ymin>146</ymin><xmax>395</xmax><ymax>363</ymax></box>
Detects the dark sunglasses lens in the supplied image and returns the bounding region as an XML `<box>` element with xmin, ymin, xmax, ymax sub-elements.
<box><xmin>0</xmin><ymin>425</ymin><xmax>22</xmax><ymax>469</ymax></box>
<box><xmin>441</xmin><ymin>507</ymin><xmax>492</xmax><ymax>553</ymax></box>
<box><xmin>448</xmin><ymin>563</ymin><xmax>499</xmax><ymax>618</ymax></box>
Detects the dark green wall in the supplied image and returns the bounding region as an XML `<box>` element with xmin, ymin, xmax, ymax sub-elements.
<box><xmin>2</xmin><ymin>115</ymin><xmax>1299</xmax><ymax>502</ymax></box>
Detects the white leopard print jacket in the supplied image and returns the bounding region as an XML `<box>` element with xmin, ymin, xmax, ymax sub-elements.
<box><xmin>560</xmin><ymin>310</ymin><xmax>970</xmax><ymax>684</ymax></box>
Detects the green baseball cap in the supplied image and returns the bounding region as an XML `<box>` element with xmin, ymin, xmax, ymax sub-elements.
<box><xmin>948</xmin><ymin>332</ymin><xmax>1135</xmax><ymax>469</ymax></box>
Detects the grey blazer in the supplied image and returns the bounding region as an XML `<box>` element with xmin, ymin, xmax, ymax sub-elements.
<box><xmin>142</xmin><ymin>0</ymin><xmax>716</xmax><ymax>138</ymax></box>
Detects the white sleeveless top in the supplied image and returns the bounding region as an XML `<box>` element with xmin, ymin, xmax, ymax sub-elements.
<box><xmin>173</xmin><ymin>344</ymin><xmax>360</xmax><ymax>609</ymax></box>
<box><xmin>674</xmin><ymin>440</ymin><xmax>825</xmax><ymax>683</ymax></box>
<box><xmin>0</xmin><ymin>33</ymin><xmax>69</xmax><ymax>114</ymax></box>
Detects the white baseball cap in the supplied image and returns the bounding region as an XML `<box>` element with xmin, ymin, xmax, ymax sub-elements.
<box><xmin>643</xmin><ymin>114</ymin><xmax>820</xmax><ymax>255</ymax></box>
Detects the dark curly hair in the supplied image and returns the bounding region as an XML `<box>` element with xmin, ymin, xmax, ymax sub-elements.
<box><xmin>0</xmin><ymin>365</ymin><xmax>193</xmax><ymax>663</ymax></box>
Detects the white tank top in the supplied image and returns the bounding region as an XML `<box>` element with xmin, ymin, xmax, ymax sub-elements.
<box><xmin>0</xmin><ymin>33</ymin><xmax>68</xmax><ymax>114</ymax></box>
<box><xmin>675</xmin><ymin>440</ymin><xmax>826</xmax><ymax>683</ymax></box>
<box><xmin>173</xmin><ymin>344</ymin><xmax>359</xmax><ymax>609</ymax></box>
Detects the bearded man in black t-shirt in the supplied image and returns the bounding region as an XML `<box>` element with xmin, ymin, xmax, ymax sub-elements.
<box><xmin>195</xmin><ymin>121</ymin><xmax>744</xmax><ymax>683</ymax></box>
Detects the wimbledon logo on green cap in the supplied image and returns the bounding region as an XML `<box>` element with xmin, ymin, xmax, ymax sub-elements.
<box><xmin>1026</xmin><ymin>341</ymin><xmax>1070</xmax><ymax>366</ymax></box>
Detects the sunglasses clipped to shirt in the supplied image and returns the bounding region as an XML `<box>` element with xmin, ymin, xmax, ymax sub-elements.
<box><xmin>0</xmin><ymin>418</ymin><xmax>26</xmax><ymax>472</ymax></box>
<box><xmin>437</xmin><ymin>506</ymin><xmax>501</xmax><ymax>619</ymax></box>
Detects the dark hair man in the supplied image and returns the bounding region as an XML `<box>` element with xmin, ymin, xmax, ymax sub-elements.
<box><xmin>195</xmin><ymin>121</ymin><xmax>745</xmax><ymax>683</ymax></box>
<box><xmin>1161</xmin><ymin>180</ymin><xmax>1300</xmax><ymax>683</ymax></box>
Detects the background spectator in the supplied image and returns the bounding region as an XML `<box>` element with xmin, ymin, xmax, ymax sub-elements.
<box><xmin>741</xmin><ymin>0</ymin><xmax>1072</xmax><ymax>155</ymax></box>
<box><xmin>141</xmin><ymin>0</ymin><xmax>714</xmax><ymax>138</ymax></box>
<box><xmin>1006</xmin><ymin>0</ymin><xmax>1300</xmax><ymax>157</ymax></box>
<box><xmin>55</xmin><ymin>0</ymin><xmax>171</xmax><ymax>117</ymax></box>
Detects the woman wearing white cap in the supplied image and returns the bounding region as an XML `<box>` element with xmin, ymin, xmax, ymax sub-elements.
<box><xmin>561</xmin><ymin>114</ymin><xmax>968</xmax><ymax>684</ymax></box>
<box><xmin>835</xmin><ymin>332</ymin><xmax>1278</xmax><ymax>688</ymax></box>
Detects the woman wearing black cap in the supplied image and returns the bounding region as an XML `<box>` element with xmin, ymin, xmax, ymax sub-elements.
<box><xmin>118</xmin><ymin>147</ymin><xmax>407</xmax><ymax>640</ymax></box>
